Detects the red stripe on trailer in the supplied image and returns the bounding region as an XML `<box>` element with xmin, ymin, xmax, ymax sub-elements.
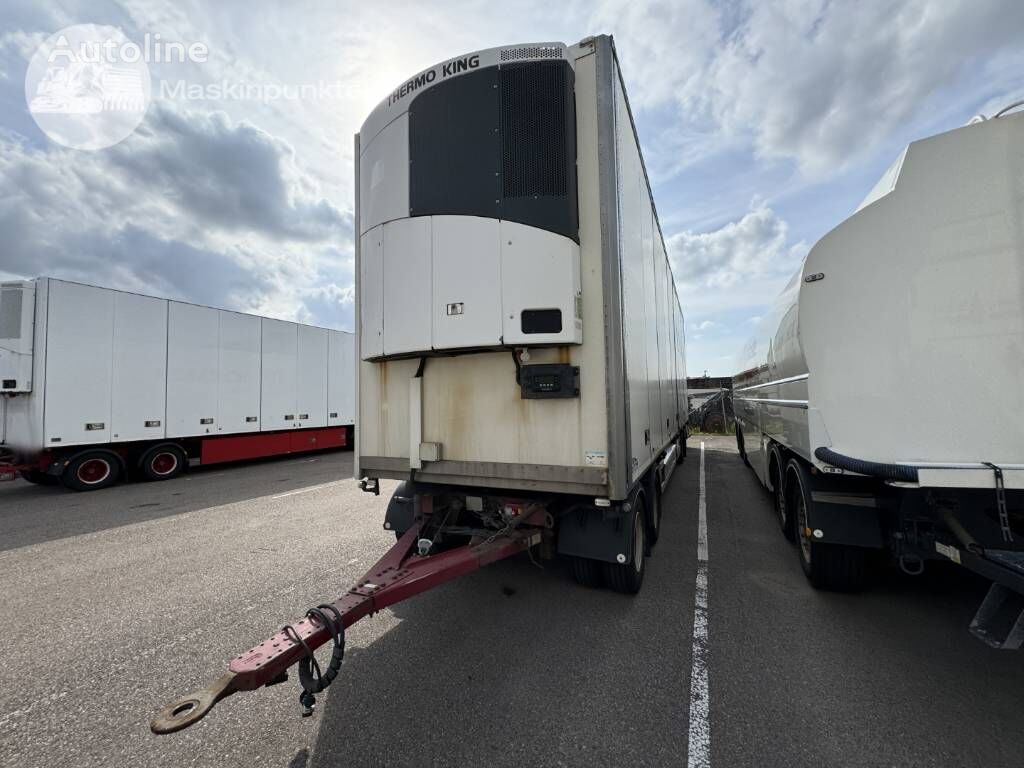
<box><xmin>199</xmin><ymin>426</ymin><xmax>348</xmax><ymax>465</ymax></box>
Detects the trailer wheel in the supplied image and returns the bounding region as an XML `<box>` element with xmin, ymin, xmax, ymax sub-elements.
<box><xmin>140</xmin><ymin>444</ymin><xmax>186</xmax><ymax>482</ymax></box>
<box><xmin>646</xmin><ymin>484</ymin><xmax>661</xmax><ymax>548</ymax></box>
<box><xmin>681</xmin><ymin>427</ymin><xmax>688</xmax><ymax>460</ymax></box>
<box><xmin>569</xmin><ymin>556</ymin><xmax>603</xmax><ymax>588</ymax></box>
<box><xmin>62</xmin><ymin>451</ymin><xmax>121</xmax><ymax>492</ymax></box>
<box><xmin>602</xmin><ymin>499</ymin><xmax>646</xmax><ymax>594</ymax></box>
<box><xmin>771</xmin><ymin>448</ymin><xmax>794</xmax><ymax>541</ymax></box>
<box><xmin>787</xmin><ymin>458</ymin><xmax>868</xmax><ymax>591</ymax></box>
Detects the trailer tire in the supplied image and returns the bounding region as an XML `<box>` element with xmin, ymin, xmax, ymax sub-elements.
<box><xmin>61</xmin><ymin>451</ymin><xmax>121</xmax><ymax>492</ymax></box>
<box><xmin>787</xmin><ymin>458</ymin><xmax>868</xmax><ymax>591</ymax></box>
<box><xmin>602</xmin><ymin>499</ymin><xmax>646</xmax><ymax>595</ymax></box>
<box><xmin>681</xmin><ymin>427</ymin><xmax>688</xmax><ymax>460</ymax></box>
<box><xmin>771</xmin><ymin>447</ymin><xmax>794</xmax><ymax>541</ymax></box>
<box><xmin>22</xmin><ymin>469</ymin><xmax>58</xmax><ymax>486</ymax></box>
<box><xmin>569</xmin><ymin>556</ymin><xmax>603</xmax><ymax>588</ymax></box>
<box><xmin>139</xmin><ymin>444</ymin><xmax>186</xmax><ymax>482</ymax></box>
<box><xmin>646</xmin><ymin>484</ymin><xmax>662</xmax><ymax>548</ymax></box>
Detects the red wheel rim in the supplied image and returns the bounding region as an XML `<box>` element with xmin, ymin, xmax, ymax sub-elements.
<box><xmin>78</xmin><ymin>458</ymin><xmax>111</xmax><ymax>485</ymax></box>
<box><xmin>151</xmin><ymin>452</ymin><xmax>178</xmax><ymax>476</ymax></box>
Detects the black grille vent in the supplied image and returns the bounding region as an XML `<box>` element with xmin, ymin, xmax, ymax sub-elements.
<box><xmin>501</xmin><ymin>61</ymin><xmax>568</xmax><ymax>199</ymax></box>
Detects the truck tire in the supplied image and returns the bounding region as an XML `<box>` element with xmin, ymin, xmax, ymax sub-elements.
<box><xmin>787</xmin><ymin>458</ymin><xmax>868</xmax><ymax>591</ymax></box>
<box><xmin>680</xmin><ymin>427</ymin><xmax>688</xmax><ymax>460</ymax></box>
<box><xmin>646</xmin><ymin>483</ymin><xmax>661</xmax><ymax>548</ymax></box>
<box><xmin>771</xmin><ymin>447</ymin><xmax>795</xmax><ymax>541</ymax></box>
<box><xmin>61</xmin><ymin>451</ymin><xmax>121</xmax><ymax>492</ymax></box>
<box><xmin>140</xmin><ymin>444</ymin><xmax>186</xmax><ymax>482</ymax></box>
<box><xmin>569</xmin><ymin>556</ymin><xmax>603</xmax><ymax>588</ymax></box>
<box><xmin>736</xmin><ymin>425</ymin><xmax>750</xmax><ymax>467</ymax></box>
<box><xmin>602</xmin><ymin>498</ymin><xmax>646</xmax><ymax>594</ymax></box>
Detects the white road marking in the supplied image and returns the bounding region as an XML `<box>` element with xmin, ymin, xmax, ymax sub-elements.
<box><xmin>271</xmin><ymin>480</ymin><xmax>346</xmax><ymax>499</ymax></box>
<box><xmin>688</xmin><ymin>441</ymin><xmax>710</xmax><ymax>768</ymax></box>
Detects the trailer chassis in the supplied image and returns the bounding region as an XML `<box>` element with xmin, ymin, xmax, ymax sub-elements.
<box><xmin>151</xmin><ymin>500</ymin><xmax>546</xmax><ymax>734</ymax></box>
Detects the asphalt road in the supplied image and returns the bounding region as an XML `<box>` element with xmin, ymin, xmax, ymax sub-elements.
<box><xmin>0</xmin><ymin>438</ymin><xmax>1021</xmax><ymax>768</ymax></box>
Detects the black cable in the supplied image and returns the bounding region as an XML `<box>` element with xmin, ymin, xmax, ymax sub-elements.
<box><xmin>511</xmin><ymin>349</ymin><xmax>522</xmax><ymax>385</ymax></box>
<box><xmin>281</xmin><ymin>603</ymin><xmax>347</xmax><ymax>716</ymax></box>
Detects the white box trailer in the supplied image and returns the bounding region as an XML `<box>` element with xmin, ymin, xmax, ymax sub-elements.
<box><xmin>733</xmin><ymin>109</ymin><xmax>1024</xmax><ymax>647</ymax></box>
<box><xmin>0</xmin><ymin>277</ymin><xmax>355</xmax><ymax>490</ymax></box>
<box><xmin>354</xmin><ymin>35</ymin><xmax>688</xmax><ymax>593</ymax></box>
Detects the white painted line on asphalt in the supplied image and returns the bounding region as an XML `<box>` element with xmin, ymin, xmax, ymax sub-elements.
<box><xmin>271</xmin><ymin>480</ymin><xmax>346</xmax><ymax>499</ymax></box>
<box><xmin>688</xmin><ymin>441</ymin><xmax>710</xmax><ymax>768</ymax></box>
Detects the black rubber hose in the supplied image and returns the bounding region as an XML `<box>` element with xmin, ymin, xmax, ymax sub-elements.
<box><xmin>814</xmin><ymin>447</ymin><xmax>919</xmax><ymax>483</ymax></box>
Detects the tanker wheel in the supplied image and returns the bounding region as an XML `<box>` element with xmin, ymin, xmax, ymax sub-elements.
<box><xmin>140</xmin><ymin>444</ymin><xmax>186</xmax><ymax>482</ymax></box>
<box><xmin>569</xmin><ymin>556</ymin><xmax>603</xmax><ymax>588</ymax></box>
<box><xmin>736</xmin><ymin>425</ymin><xmax>750</xmax><ymax>467</ymax></box>
<box><xmin>602</xmin><ymin>498</ymin><xmax>646</xmax><ymax>594</ymax></box>
<box><xmin>62</xmin><ymin>451</ymin><xmax>121</xmax><ymax>492</ymax></box>
<box><xmin>788</xmin><ymin>458</ymin><xmax>868</xmax><ymax>591</ymax></box>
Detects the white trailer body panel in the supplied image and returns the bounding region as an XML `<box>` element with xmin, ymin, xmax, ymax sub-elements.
<box><xmin>355</xmin><ymin>37</ymin><xmax>688</xmax><ymax>499</ymax></box>
<box><xmin>111</xmin><ymin>291</ymin><xmax>167</xmax><ymax>442</ymax></box>
<box><xmin>328</xmin><ymin>330</ymin><xmax>355</xmax><ymax>426</ymax></box>
<box><xmin>217</xmin><ymin>311</ymin><xmax>262</xmax><ymax>434</ymax></box>
<box><xmin>736</xmin><ymin>112</ymin><xmax>1024</xmax><ymax>489</ymax></box>
<box><xmin>261</xmin><ymin>318</ymin><xmax>298</xmax><ymax>431</ymax></box>
<box><xmin>296</xmin><ymin>325</ymin><xmax>328</xmax><ymax>428</ymax></box>
<box><xmin>44</xmin><ymin>281</ymin><xmax>115</xmax><ymax>447</ymax></box>
<box><xmin>166</xmin><ymin>302</ymin><xmax>219</xmax><ymax>439</ymax></box>
<box><xmin>1</xmin><ymin>277</ymin><xmax>355</xmax><ymax>459</ymax></box>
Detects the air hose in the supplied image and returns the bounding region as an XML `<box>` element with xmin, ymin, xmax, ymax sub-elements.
<box><xmin>814</xmin><ymin>447</ymin><xmax>919</xmax><ymax>483</ymax></box>
<box><xmin>281</xmin><ymin>603</ymin><xmax>346</xmax><ymax>716</ymax></box>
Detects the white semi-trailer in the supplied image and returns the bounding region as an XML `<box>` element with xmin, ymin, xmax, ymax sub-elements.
<box><xmin>734</xmin><ymin>108</ymin><xmax>1024</xmax><ymax>647</ymax></box>
<box><xmin>0</xmin><ymin>277</ymin><xmax>355</xmax><ymax>490</ymax></box>
<box><xmin>354</xmin><ymin>35</ymin><xmax>688</xmax><ymax>593</ymax></box>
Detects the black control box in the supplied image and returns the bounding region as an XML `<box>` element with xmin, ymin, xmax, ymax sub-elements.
<box><xmin>520</xmin><ymin>364</ymin><xmax>580</xmax><ymax>399</ymax></box>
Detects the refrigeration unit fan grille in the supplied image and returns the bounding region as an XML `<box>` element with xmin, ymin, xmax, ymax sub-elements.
<box><xmin>501</xmin><ymin>61</ymin><xmax>569</xmax><ymax>199</ymax></box>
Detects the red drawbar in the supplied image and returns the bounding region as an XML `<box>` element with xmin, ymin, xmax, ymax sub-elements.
<box><xmin>200</xmin><ymin>426</ymin><xmax>348</xmax><ymax>465</ymax></box>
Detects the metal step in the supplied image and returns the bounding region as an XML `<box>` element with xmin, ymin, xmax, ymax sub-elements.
<box><xmin>969</xmin><ymin>582</ymin><xmax>1024</xmax><ymax>650</ymax></box>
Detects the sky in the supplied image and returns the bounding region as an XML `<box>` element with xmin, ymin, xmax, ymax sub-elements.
<box><xmin>1</xmin><ymin>0</ymin><xmax>1022</xmax><ymax>376</ymax></box>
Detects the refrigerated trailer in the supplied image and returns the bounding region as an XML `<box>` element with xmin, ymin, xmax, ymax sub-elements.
<box><xmin>0</xmin><ymin>277</ymin><xmax>355</xmax><ymax>490</ymax></box>
<box><xmin>734</xmin><ymin>108</ymin><xmax>1024</xmax><ymax>648</ymax></box>
<box><xmin>354</xmin><ymin>34</ymin><xmax>688</xmax><ymax>593</ymax></box>
<box><xmin>152</xmin><ymin>35</ymin><xmax>690</xmax><ymax>733</ymax></box>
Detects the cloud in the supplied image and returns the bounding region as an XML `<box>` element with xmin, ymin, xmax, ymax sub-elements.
<box><xmin>0</xmin><ymin>104</ymin><xmax>354</xmax><ymax>327</ymax></box>
<box><xmin>668</xmin><ymin>199</ymin><xmax>806</xmax><ymax>309</ymax></box>
<box><xmin>608</xmin><ymin>0</ymin><xmax>1024</xmax><ymax>176</ymax></box>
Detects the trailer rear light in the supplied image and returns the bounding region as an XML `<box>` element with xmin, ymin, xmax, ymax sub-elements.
<box><xmin>503</xmin><ymin>503</ymin><xmax>523</xmax><ymax>518</ymax></box>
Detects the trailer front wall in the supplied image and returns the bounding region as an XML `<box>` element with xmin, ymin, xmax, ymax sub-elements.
<box><xmin>357</xmin><ymin>46</ymin><xmax>608</xmax><ymax>478</ymax></box>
